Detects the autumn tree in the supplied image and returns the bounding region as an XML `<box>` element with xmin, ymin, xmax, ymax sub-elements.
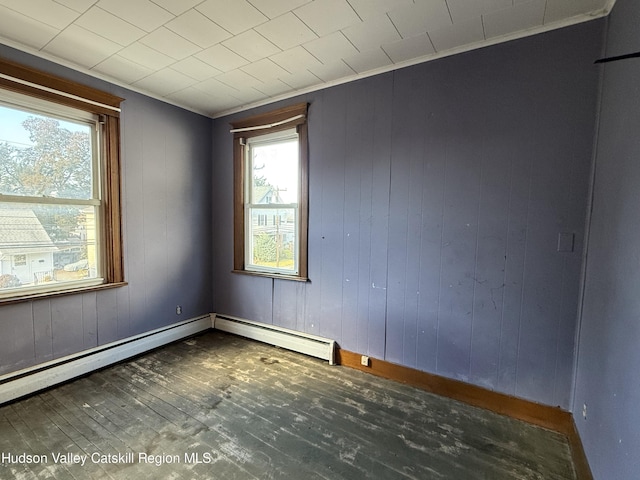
<box><xmin>0</xmin><ymin>116</ymin><xmax>92</xmax><ymax>242</ymax></box>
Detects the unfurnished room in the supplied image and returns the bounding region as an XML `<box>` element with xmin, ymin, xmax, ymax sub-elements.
<box><xmin>0</xmin><ymin>0</ymin><xmax>638</xmax><ymax>478</ymax></box>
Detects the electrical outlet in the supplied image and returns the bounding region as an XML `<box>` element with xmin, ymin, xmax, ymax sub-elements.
<box><xmin>582</xmin><ymin>403</ymin><xmax>587</xmax><ymax>420</ymax></box>
<box><xmin>176</xmin><ymin>305</ymin><xmax>182</xmax><ymax>315</ymax></box>
<box><xmin>361</xmin><ymin>355</ymin><xmax>370</xmax><ymax>367</ymax></box>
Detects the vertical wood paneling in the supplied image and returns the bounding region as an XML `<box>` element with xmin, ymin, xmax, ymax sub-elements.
<box><xmin>304</xmin><ymin>96</ymin><xmax>323</xmax><ymax>337</ymax></box>
<box><xmin>82</xmin><ymin>292</ymin><xmax>97</xmax><ymax>349</ymax></box>
<box><xmin>317</xmin><ymin>88</ymin><xmax>347</xmax><ymax>342</ymax></box>
<box><xmin>0</xmin><ymin>304</ymin><xmax>36</xmax><ymax>375</ymax></box>
<box><xmin>96</xmin><ymin>288</ymin><xmax>118</xmax><ymax>345</ymax></box>
<box><xmin>32</xmin><ymin>299</ymin><xmax>53</xmax><ymax>364</ymax></box>
<box><xmin>386</xmin><ymin>67</ymin><xmax>426</xmax><ymax>366</ymax></box>
<box><xmin>51</xmin><ymin>296</ymin><xmax>83</xmax><ymax>358</ymax></box>
<box><xmin>340</xmin><ymin>82</ymin><xmax>365</xmax><ymax>351</ymax></box>
<box><xmin>416</xmin><ymin>69</ymin><xmax>448</xmax><ymax>374</ymax></box>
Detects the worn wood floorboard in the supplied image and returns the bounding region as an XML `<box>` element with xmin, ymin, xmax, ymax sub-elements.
<box><xmin>0</xmin><ymin>331</ymin><xmax>576</xmax><ymax>479</ymax></box>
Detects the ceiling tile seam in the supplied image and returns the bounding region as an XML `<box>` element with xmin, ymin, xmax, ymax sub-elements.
<box><xmin>386</xmin><ymin>12</ymin><xmax>404</xmax><ymax>39</ymax></box>
<box><xmin>194</xmin><ymin>3</ymin><xmax>270</xmax><ymax>39</ymax></box>
<box><xmin>74</xmin><ymin>7</ymin><xmax>147</xmax><ymax>48</ymax></box>
<box><xmin>344</xmin><ymin>0</ymin><xmax>365</xmax><ymax>23</ymax></box>
<box><xmin>52</xmin><ymin>0</ymin><xmax>96</xmax><ymax>14</ymax></box>
<box><xmin>444</xmin><ymin>0</ymin><xmax>455</xmax><ymax>25</ymax></box>
<box><xmin>148</xmin><ymin>0</ymin><xmax>208</xmax><ymax>17</ymax></box>
<box><xmin>245</xmin><ymin>0</ymin><xmax>273</xmax><ymax>21</ymax></box>
<box><xmin>224</xmin><ymin>30</ymin><xmax>283</xmax><ymax>63</ymax></box>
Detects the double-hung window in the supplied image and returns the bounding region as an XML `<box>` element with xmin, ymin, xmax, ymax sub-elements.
<box><xmin>0</xmin><ymin>58</ymin><xmax>124</xmax><ymax>301</ymax></box>
<box><xmin>231</xmin><ymin>103</ymin><xmax>308</xmax><ymax>280</ymax></box>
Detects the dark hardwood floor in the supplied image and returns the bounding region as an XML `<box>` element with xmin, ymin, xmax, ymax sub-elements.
<box><xmin>0</xmin><ymin>331</ymin><xmax>576</xmax><ymax>479</ymax></box>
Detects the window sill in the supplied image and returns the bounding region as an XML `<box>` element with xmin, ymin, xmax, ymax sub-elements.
<box><xmin>0</xmin><ymin>282</ymin><xmax>128</xmax><ymax>306</ymax></box>
<box><xmin>232</xmin><ymin>270</ymin><xmax>309</xmax><ymax>283</ymax></box>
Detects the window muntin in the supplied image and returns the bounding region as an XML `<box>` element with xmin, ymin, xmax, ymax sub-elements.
<box><xmin>244</xmin><ymin>129</ymin><xmax>299</xmax><ymax>275</ymax></box>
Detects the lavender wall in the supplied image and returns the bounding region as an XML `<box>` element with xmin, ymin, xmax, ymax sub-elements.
<box><xmin>212</xmin><ymin>21</ymin><xmax>604</xmax><ymax>409</ymax></box>
<box><xmin>0</xmin><ymin>46</ymin><xmax>213</xmax><ymax>376</ymax></box>
<box><xmin>573</xmin><ymin>0</ymin><xmax>640</xmax><ymax>477</ymax></box>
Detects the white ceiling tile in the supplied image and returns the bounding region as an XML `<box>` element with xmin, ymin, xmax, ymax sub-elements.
<box><xmin>196</xmin><ymin>0</ymin><xmax>268</xmax><ymax>35</ymax></box>
<box><xmin>388</xmin><ymin>0</ymin><xmax>452</xmax><ymax>38</ymax></box>
<box><xmin>0</xmin><ymin>5</ymin><xmax>58</xmax><ymax>49</ymax></box>
<box><xmin>343</xmin><ymin>47</ymin><xmax>392</xmax><ymax>73</ymax></box>
<box><xmin>348</xmin><ymin>0</ymin><xmax>413</xmax><ymax>20</ymax></box>
<box><xmin>270</xmin><ymin>46</ymin><xmax>323</xmax><ymax>73</ymax></box>
<box><xmin>139</xmin><ymin>27</ymin><xmax>201</xmax><ymax>60</ymax></box>
<box><xmin>215</xmin><ymin>69</ymin><xmax>264</xmax><ymax>89</ymax></box>
<box><xmin>248</xmin><ymin>0</ymin><xmax>311</xmax><ymax>19</ymax></box>
<box><xmin>97</xmin><ymin>0</ymin><xmax>174</xmax><ymax>32</ymax></box>
<box><xmin>544</xmin><ymin>0</ymin><xmax>604</xmax><ymax>23</ymax></box>
<box><xmin>165</xmin><ymin>10</ymin><xmax>231</xmax><ymax>49</ymax></box>
<box><xmin>294</xmin><ymin>0</ymin><xmax>361</xmax><ymax>36</ymax></box>
<box><xmin>75</xmin><ymin>7</ymin><xmax>146</xmax><ymax>46</ymax></box>
<box><xmin>0</xmin><ymin>0</ymin><xmax>79</xmax><ymax>29</ymax></box>
<box><xmin>279</xmin><ymin>69</ymin><xmax>321</xmax><ymax>89</ymax></box>
<box><xmin>43</xmin><ymin>24</ymin><xmax>121</xmax><ymax>68</ymax></box>
<box><xmin>303</xmin><ymin>32</ymin><xmax>359</xmax><ymax>64</ymax></box>
<box><xmin>255</xmin><ymin>12</ymin><xmax>318</xmax><ymax>50</ymax></box>
<box><xmin>194</xmin><ymin>77</ymin><xmax>241</xmax><ymax>98</ymax></box>
<box><xmin>118</xmin><ymin>42</ymin><xmax>175</xmax><ymax>70</ymax></box>
<box><xmin>222</xmin><ymin>30</ymin><xmax>280</xmax><ymax>62</ymax></box>
<box><xmin>54</xmin><ymin>0</ymin><xmax>97</xmax><ymax>13</ymax></box>
<box><xmin>195</xmin><ymin>44</ymin><xmax>249</xmax><ymax>72</ymax></box>
<box><xmin>309</xmin><ymin>60</ymin><xmax>355</xmax><ymax>82</ymax></box>
<box><xmin>133</xmin><ymin>68</ymin><xmax>198</xmax><ymax>96</ymax></box>
<box><xmin>382</xmin><ymin>33</ymin><xmax>435</xmax><ymax>63</ymax></box>
<box><xmin>446</xmin><ymin>0</ymin><xmax>512</xmax><ymax>23</ymax></box>
<box><xmin>484</xmin><ymin>0</ymin><xmax>545</xmax><ymax>39</ymax></box>
<box><xmin>253</xmin><ymin>78</ymin><xmax>293</xmax><ymax>97</ymax></box>
<box><xmin>231</xmin><ymin>86</ymin><xmax>270</xmax><ymax>104</ymax></box>
<box><xmin>92</xmin><ymin>54</ymin><xmax>153</xmax><ymax>83</ymax></box>
<box><xmin>165</xmin><ymin>86</ymin><xmax>233</xmax><ymax>113</ymax></box>
<box><xmin>428</xmin><ymin>16</ymin><xmax>484</xmax><ymax>52</ymax></box>
<box><xmin>149</xmin><ymin>0</ymin><xmax>201</xmax><ymax>16</ymax></box>
<box><xmin>241</xmin><ymin>58</ymin><xmax>290</xmax><ymax>80</ymax></box>
<box><xmin>171</xmin><ymin>57</ymin><xmax>222</xmax><ymax>81</ymax></box>
<box><xmin>342</xmin><ymin>14</ymin><xmax>401</xmax><ymax>52</ymax></box>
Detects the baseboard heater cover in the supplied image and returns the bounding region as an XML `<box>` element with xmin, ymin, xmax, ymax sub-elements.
<box><xmin>0</xmin><ymin>315</ymin><xmax>211</xmax><ymax>406</ymax></box>
<box><xmin>212</xmin><ymin>314</ymin><xmax>336</xmax><ymax>365</ymax></box>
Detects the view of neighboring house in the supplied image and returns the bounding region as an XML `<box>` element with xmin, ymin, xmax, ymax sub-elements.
<box><xmin>0</xmin><ymin>209</ymin><xmax>57</xmax><ymax>286</ymax></box>
<box><xmin>252</xmin><ymin>185</ymin><xmax>295</xmax><ymax>239</ymax></box>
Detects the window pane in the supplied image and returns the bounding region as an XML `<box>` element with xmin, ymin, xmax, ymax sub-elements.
<box><xmin>248</xmin><ymin>207</ymin><xmax>297</xmax><ymax>273</ymax></box>
<box><xmin>250</xmin><ymin>138</ymin><xmax>298</xmax><ymax>204</ymax></box>
<box><xmin>0</xmin><ymin>204</ymin><xmax>99</xmax><ymax>293</ymax></box>
<box><xmin>0</xmin><ymin>104</ymin><xmax>94</xmax><ymax>200</ymax></box>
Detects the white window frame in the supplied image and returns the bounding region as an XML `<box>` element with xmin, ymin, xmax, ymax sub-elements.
<box><xmin>244</xmin><ymin>129</ymin><xmax>300</xmax><ymax>275</ymax></box>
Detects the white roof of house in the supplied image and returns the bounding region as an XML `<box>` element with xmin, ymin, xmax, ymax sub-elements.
<box><xmin>0</xmin><ymin>209</ymin><xmax>57</xmax><ymax>257</ymax></box>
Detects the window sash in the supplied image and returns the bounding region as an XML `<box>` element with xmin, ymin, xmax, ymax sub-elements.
<box><xmin>0</xmin><ymin>57</ymin><xmax>124</xmax><ymax>303</ymax></box>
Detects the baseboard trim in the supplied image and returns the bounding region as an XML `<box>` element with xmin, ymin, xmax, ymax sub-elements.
<box><xmin>0</xmin><ymin>315</ymin><xmax>212</xmax><ymax>406</ymax></box>
<box><xmin>336</xmin><ymin>349</ymin><xmax>594</xmax><ymax>478</ymax></box>
<box><xmin>338</xmin><ymin>349</ymin><xmax>571</xmax><ymax>429</ymax></box>
<box><xmin>567</xmin><ymin>418</ymin><xmax>594</xmax><ymax>480</ymax></box>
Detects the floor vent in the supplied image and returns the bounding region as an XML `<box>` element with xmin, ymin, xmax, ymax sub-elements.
<box><xmin>212</xmin><ymin>314</ymin><xmax>336</xmax><ymax>365</ymax></box>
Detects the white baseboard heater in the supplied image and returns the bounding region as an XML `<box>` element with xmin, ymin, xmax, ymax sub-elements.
<box><xmin>212</xmin><ymin>314</ymin><xmax>336</xmax><ymax>365</ymax></box>
<box><xmin>0</xmin><ymin>315</ymin><xmax>211</xmax><ymax>406</ymax></box>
